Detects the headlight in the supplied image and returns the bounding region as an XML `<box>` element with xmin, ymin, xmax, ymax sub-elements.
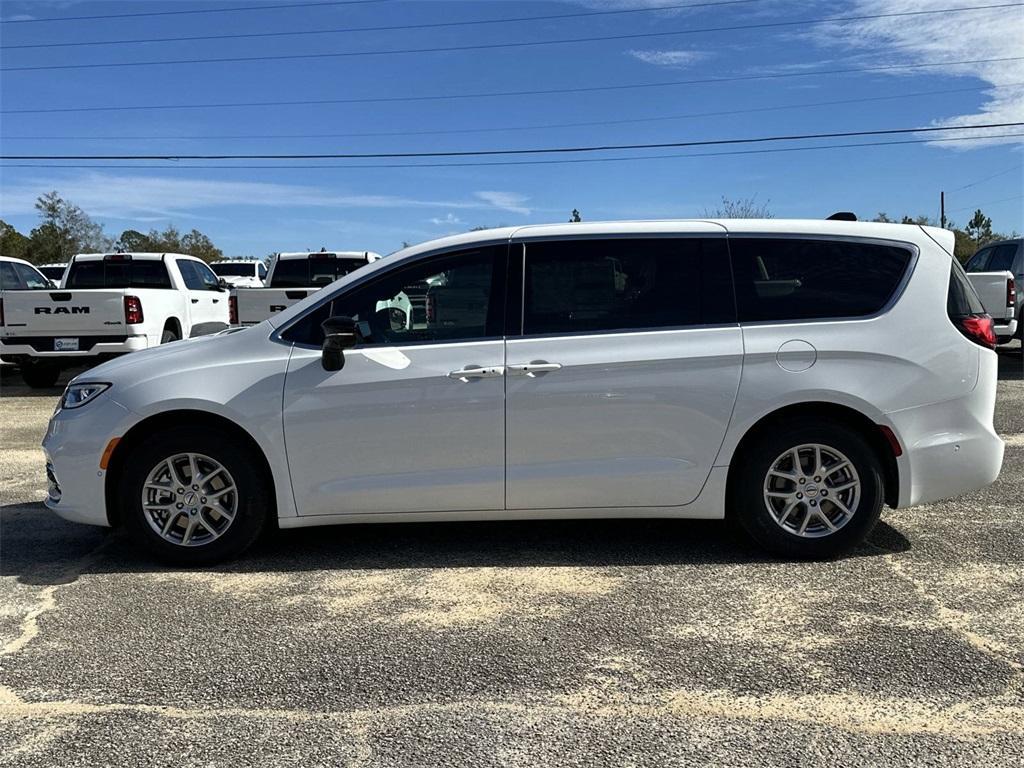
<box><xmin>61</xmin><ymin>382</ymin><xmax>111</xmax><ymax>410</ymax></box>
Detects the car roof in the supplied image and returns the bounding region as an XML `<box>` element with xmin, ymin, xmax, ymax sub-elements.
<box><xmin>0</xmin><ymin>255</ymin><xmax>40</xmax><ymax>268</ymax></box>
<box><xmin>38</xmin><ymin>262</ymin><xmax>67</xmax><ymax>268</ymax></box>
<box><xmin>390</xmin><ymin>218</ymin><xmax>938</xmax><ymax>261</ymax></box>
<box><xmin>213</xmin><ymin>259</ymin><xmax>261</xmax><ymax>264</ymax></box>
<box><xmin>71</xmin><ymin>252</ymin><xmax>197</xmax><ymax>262</ymax></box>
<box><xmin>276</xmin><ymin>251</ymin><xmax>379</xmax><ymax>259</ymax></box>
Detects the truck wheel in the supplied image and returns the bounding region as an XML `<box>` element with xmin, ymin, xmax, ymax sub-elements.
<box><xmin>118</xmin><ymin>426</ymin><xmax>271</xmax><ymax>565</ymax></box>
<box><xmin>20</xmin><ymin>362</ymin><xmax>61</xmax><ymax>389</ymax></box>
<box><xmin>160</xmin><ymin>327</ymin><xmax>179</xmax><ymax>344</ymax></box>
<box><xmin>729</xmin><ymin>420</ymin><xmax>884</xmax><ymax>559</ymax></box>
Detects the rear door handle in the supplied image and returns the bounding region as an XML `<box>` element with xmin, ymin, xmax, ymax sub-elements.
<box><xmin>448</xmin><ymin>365</ymin><xmax>505</xmax><ymax>381</ymax></box>
<box><xmin>508</xmin><ymin>362</ymin><xmax>562</xmax><ymax>376</ymax></box>
<box><xmin>212</xmin><ymin>298</ymin><xmax>220</xmax><ymax>303</ymax></box>
<box><xmin>191</xmin><ymin>298</ymin><xmax>199</xmax><ymax>304</ymax></box>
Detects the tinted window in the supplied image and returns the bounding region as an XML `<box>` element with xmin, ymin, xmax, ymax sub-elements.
<box><xmin>14</xmin><ymin>263</ymin><xmax>51</xmax><ymax>289</ymax></box>
<box><xmin>948</xmin><ymin>259</ymin><xmax>985</xmax><ymax>316</ymax></box>
<box><xmin>0</xmin><ymin>261</ymin><xmax>23</xmax><ymax>289</ymax></box>
<box><xmin>965</xmin><ymin>248</ymin><xmax>991</xmax><ymax>272</ymax></box>
<box><xmin>65</xmin><ymin>259</ymin><xmax>172</xmax><ymax>289</ymax></box>
<box><xmin>38</xmin><ymin>266</ymin><xmax>66</xmax><ymax>281</ymax></box>
<box><xmin>987</xmin><ymin>243</ymin><xmax>1018</xmax><ymax>272</ymax></box>
<box><xmin>271</xmin><ymin>255</ymin><xmax>368</xmax><ymax>288</ymax></box>
<box><xmin>176</xmin><ymin>260</ymin><xmax>203</xmax><ymax>290</ymax></box>
<box><xmin>730</xmin><ymin>238</ymin><xmax>912</xmax><ymax>322</ymax></box>
<box><xmin>282</xmin><ymin>246</ymin><xmax>504</xmax><ymax>346</ymax></box>
<box><xmin>212</xmin><ymin>262</ymin><xmax>256</xmax><ymax>277</ymax></box>
<box><xmin>258</xmin><ymin>263</ymin><xmax>267</xmax><ymax>280</ymax></box>
<box><xmin>521</xmin><ymin>238</ymin><xmax>734</xmax><ymax>335</ymax></box>
<box><xmin>192</xmin><ymin>260</ymin><xmax>221</xmax><ymax>289</ymax></box>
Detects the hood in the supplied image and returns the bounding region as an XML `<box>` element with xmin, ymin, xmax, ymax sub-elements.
<box><xmin>71</xmin><ymin>324</ymin><xmax>265</xmax><ymax>386</ymax></box>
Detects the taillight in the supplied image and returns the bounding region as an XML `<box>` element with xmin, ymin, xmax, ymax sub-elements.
<box><xmin>1008</xmin><ymin>277</ymin><xmax>1017</xmax><ymax>308</ymax></box>
<box><xmin>124</xmin><ymin>295</ymin><xmax>144</xmax><ymax>325</ymax></box>
<box><xmin>956</xmin><ymin>313</ymin><xmax>997</xmax><ymax>349</ymax></box>
<box><xmin>229</xmin><ymin>295</ymin><xmax>238</xmax><ymax>325</ymax></box>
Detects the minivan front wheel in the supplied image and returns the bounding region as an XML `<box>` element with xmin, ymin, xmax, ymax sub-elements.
<box><xmin>119</xmin><ymin>427</ymin><xmax>270</xmax><ymax>564</ymax></box>
<box><xmin>731</xmin><ymin>422</ymin><xmax>884</xmax><ymax>558</ymax></box>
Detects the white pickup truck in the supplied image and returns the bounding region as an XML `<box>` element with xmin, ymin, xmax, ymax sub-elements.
<box><xmin>0</xmin><ymin>252</ymin><xmax>231</xmax><ymax>387</ymax></box>
<box><xmin>965</xmin><ymin>238</ymin><xmax>1021</xmax><ymax>344</ymax></box>
<box><xmin>233</xmin><ymin>249</ymin><xmax>379</xmax><ymax>326</ymax></box>
<box><xmin>211</xmin><ymin>259</ymin><xmax>266</xmax><ymax>288</ymax></box>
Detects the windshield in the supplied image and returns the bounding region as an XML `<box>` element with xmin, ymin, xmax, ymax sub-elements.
<box><xmin>65</xmin><ymin>259</ymin><xmax>172</xmax><ymax>289</ymax></box>
<box><xmin>212</xmin><ymin>262</ymin><xmax>257</xmax><ymax>277</ymax></box>
<box><xmin>270</xmin><ymin>256</ymin><xmax>368</xmax><ymax>288</ymax></box>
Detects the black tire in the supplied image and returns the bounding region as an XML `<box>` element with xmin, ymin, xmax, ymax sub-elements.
<box><xmin>729</xmin><ymin>420</ymin><xmax>884</xmax><ymax>559</ymax></box>
<box><xmin>160</xmin><ymin>327</ymin><xmax>179</xmax><ymax>344</ymax></box>
<box><xmin>118</xmin><ymin>426</ymin><xmax>271</xmax><ymax>565</ymax></box>
<box><xmin>20</xmin><ymin>362</ymin><xmax>61</xmax><ymax>389</ymax></box>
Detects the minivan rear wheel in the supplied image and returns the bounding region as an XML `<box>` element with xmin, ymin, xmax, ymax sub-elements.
<box><xmin>118</xmin><ymin>427</ymin><xmax>270</xmax><ymax>565</ymax></box>
<box><xmin>730</xmin><ymin>421</ymin><xmax>884</xmax><ymax>559</ymax></box>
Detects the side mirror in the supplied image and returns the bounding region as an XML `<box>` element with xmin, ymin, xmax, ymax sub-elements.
<box><xmin>217</xmin><ymin>278</ymin><xmax>230</xmax><ymax>290</ymax></box>
<box><xmin>321</xmin><ymin>315</ymin><xmax>361</xmax><ymax>371</ymax></box>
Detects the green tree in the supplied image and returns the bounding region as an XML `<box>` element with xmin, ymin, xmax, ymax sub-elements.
<box><xmin>27</xmin><ymin>191</ymin><xmax>111</xmax><ymax>263</ymax></box>
<box><xmin>115</xmin><ymin>229</ymin><xmax>157</xmax><ymax>252</ymax></box>
<box><xmin>965</xmin><ymin>209</ymin><xmax>994</xmax><ymax>247</ymax></box>
<box><xmin>0</xmin><ymin>220</ymin><xmax>31</xmax><ymax>260</ymax></box>
<box><xmin>180</xmin><ymin>229</ymin><xmax>223</xmax><ymax>262</ymax></box>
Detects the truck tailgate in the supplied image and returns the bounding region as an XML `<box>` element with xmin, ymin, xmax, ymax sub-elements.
<box><xmin>966</xmin><ymin>271</ymin><xmax>1015</xmax><ymax>321</ymax></box>
<box><xmin>234</xmin><ymin>287</ymin><xmax>316</xmax><ymax>326</ymax></box>
<box><xmin>0</xmin><ymin>290</ymin><xmax>127</xmax><ymax>336</ymax></box>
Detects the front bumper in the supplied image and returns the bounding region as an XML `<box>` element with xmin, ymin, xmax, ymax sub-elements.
<box><xmin>42</xmin><ymin>394</ymin><xmax>137</xmax><ymax>527</ymax></box>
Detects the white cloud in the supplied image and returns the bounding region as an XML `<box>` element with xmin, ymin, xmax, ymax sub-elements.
<box><xmin>474</xmin><ymin>191</ymin><xmax>532</xmax><ymax>215</ymax></box>
<box><xmin>810</xmin><ymin>0</ymin><xmax>1024</xmax><ymax>148</ymax></box>
<box><xmin>628</xmin><ymin>49</ymin><xmax>709</xmax><ymax>68</ymax></box>
<box><xmin>0</xmin><ymin>173</ymin><xmax>533</xmax><ymax>219</ymax></box>
<box><xmin>429</xmin><ymin>213</ymin><xmax>463</xmax><ymax>226</ymax></box>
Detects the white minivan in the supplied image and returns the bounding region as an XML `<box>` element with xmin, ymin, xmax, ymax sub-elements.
<box><xmin>41</xmin><ymin>220</ymin><xmax>1005</xmax><ymax>564</ymax></box>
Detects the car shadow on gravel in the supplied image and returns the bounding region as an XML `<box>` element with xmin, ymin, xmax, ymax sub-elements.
<box><xmin>3</xmin><ymin>502</ymin><xmax>911</xmax><ymax>586</ymax></box>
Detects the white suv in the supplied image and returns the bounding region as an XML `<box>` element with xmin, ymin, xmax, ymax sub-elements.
<box><xmin>41</xmin><ymin>220</ymin><xmax>1004</xmax><ymax>564</ymax></box>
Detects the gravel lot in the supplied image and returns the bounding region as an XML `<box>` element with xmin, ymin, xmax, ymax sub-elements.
<box><xmin>1</xmin><ymin>344</ymin><xmax>1022</xmax><ymax>767</ymax></box>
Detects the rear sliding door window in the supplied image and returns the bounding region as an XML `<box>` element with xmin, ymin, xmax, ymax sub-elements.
<box><xmin>521</xmin><ymin>238</ymin><xmax>734</xmax><ymax>335</ymax></box>
<box><xmin>729</xmin><ymin>238</ymin><xmax>912</xmax><ymax>322</ymax></box>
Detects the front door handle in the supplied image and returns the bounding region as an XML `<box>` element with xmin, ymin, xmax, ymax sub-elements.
<box><xmin>448</xmin><ymin>365</ymin><xmax>505</xmax><ymax>381</ymax></box>
<box><xmin>191</xmin><ymin>298</ymin><xmax>199</xmax><ymax>304</ymax></box>
<box><xmin>508</xmin><ymin>362</ymin><xmax>562</xmax><ymax>376</ymax></box>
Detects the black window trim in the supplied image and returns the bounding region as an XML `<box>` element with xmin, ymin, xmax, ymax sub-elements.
<box><xmin>725</xmin><ymin>233</ymin><xmax>920</xmax><ymax>328</ymax></box>
<box><xmin>511</xmin><ymin>232</ymin><xmax>738</xmax><ymax>339</ymax></box>
<box><xmin>273</xmin><ymin>239</ymin><xmax>511</xmax><ymax>350</ymax></box>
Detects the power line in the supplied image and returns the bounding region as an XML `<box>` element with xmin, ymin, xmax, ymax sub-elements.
<box><xmin>5</xmin><ymin>123</ymin><xmax>1020</xmax><ymax>161</ymax></box>
<box><xmin>3</xmin><ymin>83</ymin><xmax>1019</xmax><ymax>142</ymax></box>
<box><xmin>2</xmin><ymin>1</ymin><xmax>764</xmax><ymax>49</ymax></box>
<box><xmin>948</xmin><ymin>165</ymin><xmax>1024</xmax><ymax>192</ymax></box>
<box><xmin>949</xmin><ymin>193</ymin><xmax>1024</xmax><ymax>212</ymax></box>
<box><xmin>4</xmin><ymin>4</ymin><xmax>1018</xmax><ymax>72</ymax></box>
<box><xmin>6</xmin><ymin>57</ymin><xmax>1021</xmax><ymax>115</ymax></box>
<box><xmin>4</xmin><ymin>133</ymin><xmax>1022</xmax><ymax>171</ymax></box>
<box><xmin>0</xmin><ymin>0</ymin><xmax>392</xmax><ymax>25</ymax></box>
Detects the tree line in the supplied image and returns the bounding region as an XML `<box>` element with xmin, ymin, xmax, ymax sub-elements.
<box><xmin>0</xmin><ymin>191</ymin><xmax>224</xmax><ymax>265</ymax></box>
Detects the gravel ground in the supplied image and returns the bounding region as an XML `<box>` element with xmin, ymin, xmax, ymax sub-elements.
<box><xmin>1</xmin><ymin>344</ymin><xmax>1022</xmax><ymax>767</ymax></box>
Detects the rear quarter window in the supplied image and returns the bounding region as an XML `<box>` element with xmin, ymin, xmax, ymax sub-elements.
<box><xmin>729</xmin><ymin>237</ymin><xmax>913</xmax><ymax>322</ymax></box>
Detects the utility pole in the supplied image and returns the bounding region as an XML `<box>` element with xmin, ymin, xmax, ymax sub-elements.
<box><xmin>940</xmin><ymin>191</ymin><xmax>946</xmax><ymax>229</ymax></box>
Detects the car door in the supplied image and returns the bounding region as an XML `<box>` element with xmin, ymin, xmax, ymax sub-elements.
<box><xmin>176</xmin><ymin>259</ymin><xmax>225</xmax><ymax>335</ymax></box>
<box><xmin>504</xmin><ymin>234</ymin><xmax>743</xmax><ymax>510</ymax></box>
<box><xmin>281</xmin><ymin>245</ymin><xmax>509</xmax><ymax>517</ymax></box>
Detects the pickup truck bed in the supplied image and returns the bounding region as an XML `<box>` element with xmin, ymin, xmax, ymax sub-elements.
<box><xmin>966</xmin><ymin>270</ymin><xmax>1017</xmax><ymax>341</ymax></box>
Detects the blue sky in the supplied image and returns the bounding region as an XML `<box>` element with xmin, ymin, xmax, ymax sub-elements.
<box><xmin>1</xmin><ymin>0</ymin><xmax>1022</xmax><ymax>257</ymax></box>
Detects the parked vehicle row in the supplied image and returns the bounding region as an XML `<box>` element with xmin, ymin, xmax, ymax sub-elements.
<box><xmin>39</xmin><ymin>219</ymin><xmax>1005</xmax><ymax>565</ymax></box>
<box><xmin>233</xmin><ymin>249</ymin><xmax>380</xmax><ymax>326</ymax></box>
<box><xmin>1</xmin><ymin>252</ymin><xmax>232</xmax><ymax>387</ymax></box>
